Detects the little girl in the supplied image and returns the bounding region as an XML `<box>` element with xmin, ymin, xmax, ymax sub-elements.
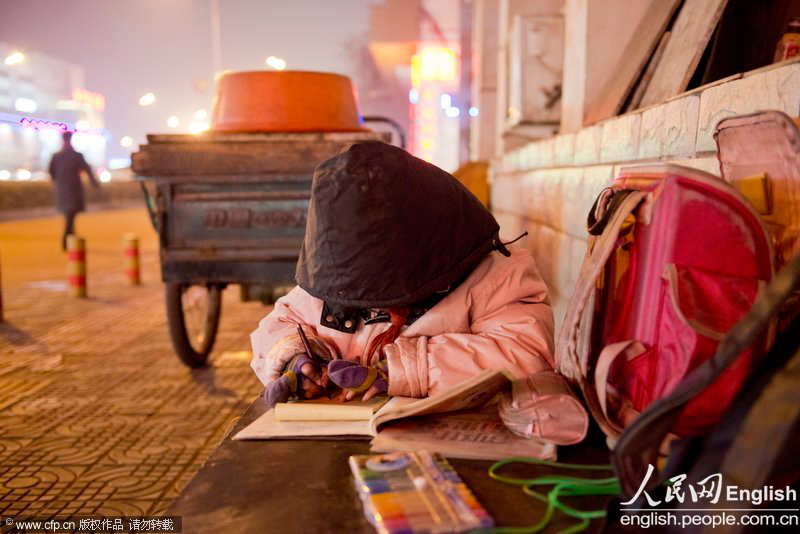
<box><xmin>250</xmin><ymin>141</ymin><xmax>587</xmax><ymax>445</ymax></box>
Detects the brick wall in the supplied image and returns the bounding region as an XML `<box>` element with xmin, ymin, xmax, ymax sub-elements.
<box><xmin>491</xmin><ymin>59</ymin><xmax>800</xmax><ymax>328</ymax></box>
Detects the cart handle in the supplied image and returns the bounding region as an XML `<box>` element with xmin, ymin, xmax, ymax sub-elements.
<box><xmin>362</xmin><ymin>116</ymin><xmax>406</xmax><ymax>149</ymax></box>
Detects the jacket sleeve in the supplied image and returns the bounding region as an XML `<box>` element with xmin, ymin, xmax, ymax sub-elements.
<box><xmin>384</xmin><ymin>252</ymin><xmax>556</xmax><ymax>396</ymax></box>
<box><xmin>48</xmin><ymin>154</ymin><xmax>57</xmax><ymax>180</ymax></box>
<box><xmin>249</xmin><ymin>287</ymin><xmax>338</xmax><ymax>387</ymax></box>
<box><xmin>383</xmin><ymin>252</ymin><xmax>588</xmax><ymax>444</ymax></box>
<box><xmin>79</xmin><ymin>154</ymin><xmax>100</xmax><ymax>187</ymax></box>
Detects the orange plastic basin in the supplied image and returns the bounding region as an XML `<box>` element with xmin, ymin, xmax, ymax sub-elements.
<box><xmin>210</xmin><ymin>70</ymin><xmax>365</xmax><ymax>132</ymax></box>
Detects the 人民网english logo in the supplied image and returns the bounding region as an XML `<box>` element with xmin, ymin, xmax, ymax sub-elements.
<box><xmin>622</xmin><ymin>464</ymin><xmax>797</xmax><ymax>508</ymax></box>
<box><xmin>617</xmin><ymin>465</ymin><xmax>799</xmax><ymax>530</ymax></box>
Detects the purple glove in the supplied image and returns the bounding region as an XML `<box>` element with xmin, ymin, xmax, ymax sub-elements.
<box><xmin>262</xmin><ymin>354</ymin><xmax>321</xmax><ymax>409</ymax></box>
<box><xmin>328</xmin><ymin>359</ymin><xmax>389</xmax><ymax>400</ymax></box>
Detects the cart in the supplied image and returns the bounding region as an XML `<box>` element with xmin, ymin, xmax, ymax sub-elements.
<box><xmin>132</xmin><ymin>128</ymin><xmax>392</xmax><ymax>367</ymax></box>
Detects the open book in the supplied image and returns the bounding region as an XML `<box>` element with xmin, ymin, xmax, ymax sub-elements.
<box><xmin>235</xmin><ymin>369</ymin><xmax>509</xmax><ymax>440</ymax></box>
<box><xmin>233</xmin><ymin>369</ymin><xmax>556</xmax><ymax>460</ymax></box>
<box><xmin>273</xmin><ymin>395</ymin><xmax>390</xmax><ymax>422</ymax></box>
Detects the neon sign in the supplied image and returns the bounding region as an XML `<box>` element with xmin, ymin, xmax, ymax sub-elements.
<box><xmin>19</xmin><ymin>117</ymin><xmax>69</xmax><ymax>131</ymax></box>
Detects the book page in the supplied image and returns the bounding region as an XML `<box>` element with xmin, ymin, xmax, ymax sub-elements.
<box><xmin>233</xmin><ymin>409</ymin><xmax>373</xmax><ymax>440</ymax></box>
<box><xmin>274</xmin><ymin>395</ymin><xmax>390</xmax><ymax>421</ymax></box>
<box><xmin>370</xmin><ymin>369</ymin><xmax>511</xmax><ymax>433</ymax></box>
<box><xmin>370</xmin><ymin>408</ymin><xmax>556</xmax><ymax>461</ymax></box>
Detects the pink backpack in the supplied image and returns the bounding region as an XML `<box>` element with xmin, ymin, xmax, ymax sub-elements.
<box><xmin>557</xmin><ymin>163</ymin><xmax>774</xmax><ymax>445</ymax></box>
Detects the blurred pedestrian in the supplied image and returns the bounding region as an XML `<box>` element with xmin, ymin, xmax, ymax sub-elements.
<box><xmin>48</xmin><ymin>130</ymin><xmax>100</xmax><ymax>250</ymax></box>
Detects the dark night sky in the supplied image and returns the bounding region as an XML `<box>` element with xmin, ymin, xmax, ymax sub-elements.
<box><xmin>0</xmin><ymin>0</ymin><xmax>375</xmax><ymax>158</ymax></box>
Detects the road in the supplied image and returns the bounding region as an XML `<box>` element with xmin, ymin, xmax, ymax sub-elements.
<box><xmin>0</xmin><ymin>207</ymin><xmax>267</xmax><ymax>519</ymax></box>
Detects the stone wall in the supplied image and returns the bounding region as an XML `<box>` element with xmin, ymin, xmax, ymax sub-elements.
<box><xmin>490</xmin><ymin>59</ymin><xmax>800</xmax><ymax>328</ymax></box>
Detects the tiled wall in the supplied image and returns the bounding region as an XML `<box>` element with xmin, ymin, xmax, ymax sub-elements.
<box><xmin>491</xmin><ymin>59</ymin><xmax>800</xmax><ymax>328</ymax></box>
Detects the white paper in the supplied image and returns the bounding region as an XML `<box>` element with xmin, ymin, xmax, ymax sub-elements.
<box><xmin>233</xmin><ymin>409</ymin><xmax>374</xmax><ymax>440</ymax></box>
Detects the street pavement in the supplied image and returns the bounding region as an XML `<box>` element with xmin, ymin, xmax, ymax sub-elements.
<box><xmin>0</xmin><ymin>208</ymin><xmax>266</xmax><ymax>520</ymax></box>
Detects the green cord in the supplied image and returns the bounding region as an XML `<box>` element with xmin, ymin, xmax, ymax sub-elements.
<box><xmin>478</xmin><ymin>456</ymin><xmax>621</xmax><ymax>534</ymax></box>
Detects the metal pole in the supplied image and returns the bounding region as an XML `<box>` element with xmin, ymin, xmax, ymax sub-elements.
<box><xmin>210</xmin><ymin>0</ymin><xmax>223</xmax><ymax>77</ymax></box>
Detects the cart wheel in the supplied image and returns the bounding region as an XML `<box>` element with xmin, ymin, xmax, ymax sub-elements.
<box><xmin>166</xmin><ymin>283</ymin><xmax>222</xmax><ymax>368</ymax></box>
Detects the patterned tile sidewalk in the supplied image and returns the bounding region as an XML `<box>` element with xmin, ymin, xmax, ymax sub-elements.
<box><xmin>0</xmin><ymin>209</ymin><xmax>267</xmax><ymax>526</ymax></box>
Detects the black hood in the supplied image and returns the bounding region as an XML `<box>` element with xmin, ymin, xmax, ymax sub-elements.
<box><xmin>295</xmin><ymin>141</ymin><xmax>503</xmax><ymax>310</ymax></box>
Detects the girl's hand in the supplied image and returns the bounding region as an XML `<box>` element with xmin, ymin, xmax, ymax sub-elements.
<box><xmin>297</xmin><ymin>357</ymin><xmax>329</xmax><ymax>399</ymax></box>
<box><xmin>327</xmin><ymin>360</ymin><xmax>388</xmax><ymax>402</ymax></box>
<box><xmin>263</xmin><ymin>355</ymin><xmax>329</xmax><ymax>409</ymax></box>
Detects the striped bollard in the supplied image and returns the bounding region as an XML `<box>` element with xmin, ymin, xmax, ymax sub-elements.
<box><xmin>124</xmin><ymin>233</ymin><xmax>141</xmax><ymax>286</ymax></box>
<box><xmin>67</xmin><ymin>235</ymin><xmax>87</xmax><ymax>298</ymax></box>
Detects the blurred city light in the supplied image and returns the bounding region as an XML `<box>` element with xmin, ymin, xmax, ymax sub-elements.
<box><xmin>193</xmin><ymin>109</ymin><xmax>208</xmax><ymax>121</ymax></box>
<box><xmin>265</xmin><ymin>56</ymin><xmax>287</xmax><ymax>70</ymax></box>
<box><xmin>167</xmin><ymin>115</ymin><xmax>180</xmax><ymax>128</ymax></box>
<box><xmin>56</xmin><ymin>99</ymin><xmax>79</xmax><ymax>110</ymax></box>
<box><xmin>188</xmin><ymin>121</ymin><xmax>210</xmax><ymax>134</ymax></box>
<box><xmin>120</xmin><ymin>136</ymin><xmax>134</xmax><ymax>148</ymax></box>
<box><xmin>109</xmin><ymin>157</ymin><xmax>131</xmax><ymax>170</ymax></box>
<box><xmin>73</xmin><ymin>88</ymin><xmax>106</xmax><ymax>111</ymax></box>
<box><xmin>38</xmin><ymin>127</ymin><xmax>60</xmax><ymax>144</ymax></box>
<box><xmin>408</xmin><ymin>88</ymin><xmax>419</xmax><ymax>104</ymax></box>
<box><xmin>0</xmin><ymin>170</ymin><xmax>10</xmax><ymax>180</ymax></box>
<box><xmin>445</xmin><ymin>106</ymin><xmax>460</xmax><ymax>118</ymax></box>
<box><xmin>14</xmin><ymin>98</ymin><xmax>38</xmax><ymax>113</ymax></box>
<box><xmin>16</xmin><ymin>169</ymin><xmax>32</xmax><ymax>180</ymax></box>
<box><xmin>440</xmin><ymin>93</ymin><xmax>452</xmax><ymax>109</ymax></box>
<box><xmin>469</xmin><ymin>106</ymin><xmax>479</xmax><ymax>117</ymax></box>
<box><xmin>99</xmin><ymin>169</ymin><xmax>112</xmax><ymax>183</ymax></box>
<box><xmin>411</xmin><ymin>46</ymin><xmax>457</xmax><ymax>86</ymax></box>
<box><xmin>4</xmin><ymin>51</ymin><xmax>25</xmax><ymax>66</ymax></box>
<box><xmin>138</xmin><ymin>92</ymin><xmax>156</xmax><ymax>106</ymax></box>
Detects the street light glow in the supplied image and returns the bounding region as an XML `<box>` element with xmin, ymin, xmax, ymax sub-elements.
<box><xmin>14</xmin><ymin>97</ymin><xmax>38</xmax><ymax>113</ymax></box>
<box><xmin>265</xmin><ymin>56</ymin><xmax>287</xmax><ymax>70</ymax></box>
<box><xmin>0</xmin><ymin>170</ymin><xmax>10</xmax><ymax>180</ymax></box>
<box><xmin>193</xmin><ymin>109</ymin><xmax>208</xmax><ymax>121</ymax></box>
<box><xmin>4</xmin><ymin>51</ymin><xmax>25</xmax><ymax>66</ymax></box>
<box><xmin>120</xmin><ymin>136</ymin><xmax>134</xmax><ymax>148</ymax></box>
<box><xmin>167</xmin><ymin>115</ymin><xmax>180</xmax><ymax>128</ymax></box>
<box><xmin>99</xmin><ymin>169</ymin><xmax>112</xmax><ymax>183</ymax></box>
<box><xmin>411</xmin><ymin>46</ymin><xmax>458</xmax><ymax>86</ymax></box>
<box><xmin>16</xmin><ymin>169</ymin><xmax>32</xmax><ymax>180</ymax></box>
<box><xmin>440</xmin><ymin>93</ymin><xmax>452</xmax><ymax>109</ymax></box>
<box><xmin>188</xmin><ymin>121</ymin><xmax>210</xmax><ymax>134</ymax></box>
<box><xmin>138</xmin><ymin>92</ymin><xmax>156</xmax><ymax>106</ymax></box>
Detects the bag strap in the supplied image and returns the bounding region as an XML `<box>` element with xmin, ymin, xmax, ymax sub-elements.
<box><xmin>587</xmin><ymin>188</ymin><xmax>637</xmax><ymax>236</ymax></box>
<box><xmin>595</xmin><ymin>340</ymin><xmax>647</xmax><ymax>432</ymax></box>
<box><xmin>556</xmin><ymin>190</ymin><xmax>646</xmax><ymax>383</ymax></box>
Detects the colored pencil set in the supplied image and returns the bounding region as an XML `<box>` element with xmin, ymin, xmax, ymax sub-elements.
<box><xmin>349</xmin><ymin>451</ymin><xmax>494</xmax><ymax>533</ymax></box>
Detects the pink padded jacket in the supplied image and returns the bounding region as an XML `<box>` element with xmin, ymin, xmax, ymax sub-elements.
<box><xmin>250</xmin><ymin>245</ymin><xmax>588</xmax><ymax>445</ymax></box>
